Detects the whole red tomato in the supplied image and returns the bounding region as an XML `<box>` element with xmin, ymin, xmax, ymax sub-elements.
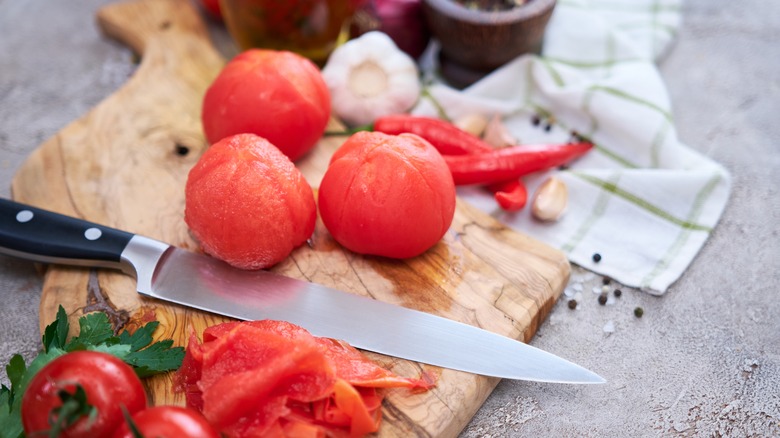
<box><xmin>202</xmin><ymin>49</ymin><xmax>331</xmax><ymax>162</ymax></box>
<box><xmin>112</xmin><ymin>406</ymin><xmax>221</xmax><ymax>438</ymax></box>
<box><xmin>185</xmin><ymin>133</ymin><xmax>317</xmax><ymax>270</ymax></box>
<box><xmin>21</xmin><ymin>351</ymin><xmax>147</xmax><ymax>438</ymax></box>
<box><xmin>318</xmin><ymin>131</ymin><xmax>456</xmax><ymax>259</ymax></box>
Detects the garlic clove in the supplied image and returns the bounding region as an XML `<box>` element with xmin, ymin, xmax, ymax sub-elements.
<box><xmin>531</xmin><ymin>176</ymin><xmax>568</xmax><ymax>221</ymax></box>
<box><xmin>483</xmin><ymin>113</ymin><xmax>517</xmax><ymax>148</ymax></box>
<box><xmin>454</xmin><ymin>113</ymin><xmax>489</xmax><ymax>137</ymax></box>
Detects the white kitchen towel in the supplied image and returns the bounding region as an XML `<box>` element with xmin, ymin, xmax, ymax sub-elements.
<box><xmin>412</xmin><ymin>0</ymin><xmax>731</xmax><ymax>295</ymax></box>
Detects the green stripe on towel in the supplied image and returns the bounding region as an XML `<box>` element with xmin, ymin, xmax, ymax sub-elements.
<box><xmin>640</xmin><ymin>173</ymin><xmax>723</xmax><ymax>287</ymax></box>
<box><xmin>573</xmin><ymin>172</ymin><xmax>713</xmax><ymax>232</ymax></box>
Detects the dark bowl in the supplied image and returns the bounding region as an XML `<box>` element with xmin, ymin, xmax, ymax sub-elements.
<box><xmin>422</xmin><ymin>0</ymin><xmax>556</xmax><ymax>88</ymax></box>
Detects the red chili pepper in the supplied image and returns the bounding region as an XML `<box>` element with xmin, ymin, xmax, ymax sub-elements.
<box><xmin>373</xmin><ymin>115</ymin><xmax>493</xmax><ymax>155</ymax></box>
<box><xmin>374</xmin><ymin>114</ymin><xmax>535</xmax><ymax>211</ymax></box>
<box><xmin>445</xmin><ymin>142</ymin><xmax>593</xmax><ymax>186</ymax></box>
<box><xmin>489</xmin><ymin>180</ymin><xmax>528</xmax><ymax>212</ymax></box>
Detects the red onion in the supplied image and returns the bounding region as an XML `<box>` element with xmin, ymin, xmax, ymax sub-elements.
<box><xmin>199</xmin><ymin>0</ymin><xmax>222</xmax><ymax>19</ymax></box>
<box><xmin>350</xmin><ymin>0</ymin><xmax>431</xmax><ymax>60</ymax></box>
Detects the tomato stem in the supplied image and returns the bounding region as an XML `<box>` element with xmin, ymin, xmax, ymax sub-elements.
<box><xmin>121</xmin><ymin>405</ymin><xmax>146</xmax><ymax>438</ymax></box>
<box><xmin>46</xmin><ymin>385</ymin><xmax>95</xmax><ymax>438</ymax></box>
<box><xmin>323</xmin><ymin>123</ymin><xmax>374</xmax><ymax>137</ymax></box>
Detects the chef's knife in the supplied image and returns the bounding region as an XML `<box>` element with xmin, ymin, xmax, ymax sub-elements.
<box><xmin>0</xmin><ymin>198</ymin><xmax>604</xmax><ymax>384</ymax></box>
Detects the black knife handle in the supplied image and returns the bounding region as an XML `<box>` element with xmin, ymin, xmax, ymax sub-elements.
<box><xmin>0</xmin><ymin>198</ymin><xmax>133</xmax><ymax>268</ymax></box>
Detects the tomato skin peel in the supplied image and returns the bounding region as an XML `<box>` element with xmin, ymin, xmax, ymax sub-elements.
<box><xmin>174</xmin><ymin>320</ymin><xmax>434</xmax><ymax>437</ymax></box>
<box><xmin>318</xmin><ymin>131</ymin><xmax>456</xmax><ymax>259</ymax></box>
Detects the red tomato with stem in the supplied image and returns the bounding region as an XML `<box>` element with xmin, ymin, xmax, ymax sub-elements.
<box><xmin>21</xmin><ymin>351</ymin><xmax>147</xmax><ymax>438</ymax></box>
<box><xmin>202</xmin><ymin>49</ymin><xmax>331</xmax><ymax>162</ymax></box>
<box><xmin>112</xmin><ymin>406</ymin><xmax>221</xmax><ymax>438</ymax></box>
<box><xmin>318</xmin><ymin>131</ymin><xmax>456</xmax><ymax>259</ymax></box>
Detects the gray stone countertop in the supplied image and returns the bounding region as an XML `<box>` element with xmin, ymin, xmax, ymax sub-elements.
<box><xmin>1</xmin><ymin>0</ymin><xmax>778</xmax><ymax>436</ymax></box>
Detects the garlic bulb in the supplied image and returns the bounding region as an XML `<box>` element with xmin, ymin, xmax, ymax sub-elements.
<box><xmin>321</xmin><ymin>31</ymin><xmax>421</xmax><ymax>127</ymax></box>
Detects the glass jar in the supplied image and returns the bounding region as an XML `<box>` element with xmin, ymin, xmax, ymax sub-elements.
<box><xmin>220</xmin><ymin>0</ymin><xmax>364</xmax><ymax>65</ymax></box>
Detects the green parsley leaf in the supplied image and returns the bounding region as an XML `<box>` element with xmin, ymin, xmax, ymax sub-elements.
<box><xmin>118</xmin><ymin>321</ymin><xmax>159</xmax><ymax>352</ymax></box>
<box><xmin>0</xmin><ymin>388</ymin><xmax>22</xmax><ymax>438</ymax></box>
<box><xmin>87</xmin><ymin>343</ymin><xmax>132</xmax><ymax>358</ymax></box>
<box><xmin>5</xmin><ymin>354</ymin><xmax>25</xmax><ymax>406</ymax></box>
<box><xmin>41</xmin><ymin>305</ymin><xmax>69</xmax><ymax>353</ymax></box>
<box><xmin>124</xmin><ymin>339</ymin><xmax>184</xmax><ymax>378</ymax></box>
<box><xmin>17</xmin><ymin>348</ymin><xmax>67</xmax><ymax>395</ymax></box>
<box><xmin>0</xmin><ymin>385</ymin><xmax>8</xmax><ymax>403</ymax></box>
<box><xmin>66</xmin><ymin>312</ymin><xmax>116</xmax><ymax>351</ymax></box>
<box><xmin>45</xmin><ymin>308</ymin><xmax>185</xmax><ymax>377</ymax></box>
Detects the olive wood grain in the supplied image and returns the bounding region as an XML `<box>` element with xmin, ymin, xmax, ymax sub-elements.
<box><xmin>10</xmin><ymin>0</ymin><xmax>570</xmax><ymax>436</ymax></box>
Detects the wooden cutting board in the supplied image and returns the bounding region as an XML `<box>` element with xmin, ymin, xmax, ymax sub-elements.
<box><xmin>10</xmin><ymin>0</ymin><xmax>569</xmax><ymax>436</ymax></box>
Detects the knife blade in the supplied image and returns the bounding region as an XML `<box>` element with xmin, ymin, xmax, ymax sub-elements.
<box><xmin>0</xmin><ymin>198</ymin><xmax>604</xmax><ymax>384</ymax></box>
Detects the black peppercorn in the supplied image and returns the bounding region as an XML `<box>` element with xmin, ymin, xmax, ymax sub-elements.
<box><xmin>634</xmin><ymin>307</ymin><xmax>644</xmax><ymax>318</ymax></box>
<box><xmin>592</xmin><ymin>253</ymin><xmax>602</xmax><ymax>263</ymax></box>
<box><xmin>598</xmin><ymin>293</ymin><xmax>607</xmax><ymax>305</ymax></box>
<box><xmin>614</xmin><ymin>289</ymin><xmax>622</xmax><ymax>297</ymax></box>
<box><xmin>602</xmin><ymin>276</ymin><xmax>611</xmax><ymax>285</ymax></box>
<box><xmin>531</xmin><ymin>114</ymin><xmax>541</xmax><ymax>126</ymax></box>
<box><xmin>567</xmin><ymin>299</ymin><xmax>577</xmax><ymax>310</ymax></box>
